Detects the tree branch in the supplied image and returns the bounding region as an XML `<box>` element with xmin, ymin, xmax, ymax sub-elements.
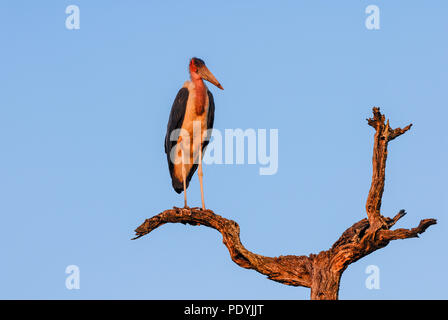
<box><xmin>133</xmin><ymin>107</ymin><xmax>436</xmax><ymax>300</ymax></box>
<box><xmin>133</xmin><ymin>207</ymin><xmax>313</xmax><ymax>287</ymax></box>
<box><xmin>365</xmin><ymin>107</ymin><xmax>413</xmax><ymax>230</ymax></box>
<box><xmin>378</xmin><ymin>219</ymin><xmax>437</xmax><ymax>241</ymax></box>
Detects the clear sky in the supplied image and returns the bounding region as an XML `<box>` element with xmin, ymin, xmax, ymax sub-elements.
<box><xmin>0</xmin><ymin>1</ymin><xmax>447</xmax><ymax>299</ymax></box>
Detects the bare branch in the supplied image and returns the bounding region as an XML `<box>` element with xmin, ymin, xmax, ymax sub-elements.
<box><xmin>386</xmin><ymin>209</ymin><xmax>407</xmax><ymax>228</ymax></box>
<box><xmin>365</xmin><ymin>107</ymin><xmax>412</xmax><ymax>230</ymax></box>
<box><xmin>134</xmin><ymin>207</ymin><xmax>313</xmax><ymax>287</ymax></box>
<box><xmin>378</xmin><ymin>219</ymin><xmax>437</xmax><ymax>241</ymax></box>
<box><xmin>389</xmin><ymin>124</ymin><xmax>412</xmax><ymax>141</ymax></box>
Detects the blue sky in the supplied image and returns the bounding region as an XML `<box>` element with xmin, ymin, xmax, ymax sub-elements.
<box><xmin>0</xmin><ymin>1</ymin><xmax>447</xmax><ymax>299</ymax></box>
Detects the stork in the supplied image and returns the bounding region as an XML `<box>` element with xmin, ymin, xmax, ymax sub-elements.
<box><xmin>164</xmin><ymin>57</ymin><xmax>223</xmax><ymax>209</ymax></box>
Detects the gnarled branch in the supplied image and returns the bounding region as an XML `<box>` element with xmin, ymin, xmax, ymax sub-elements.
<box><xmin>365</xmin><ymin>107</ymin><xmax>413</xmax><ymax>230</ymax></box>
<box><xmin>133</xmin><ymin>207</ymin><xmax>313</xmax><ymax>287</ymax></box>
<box><xmin>133</xmin><ymin>107</ymin><xmax>436</xmax><ymax>300</ymax></box>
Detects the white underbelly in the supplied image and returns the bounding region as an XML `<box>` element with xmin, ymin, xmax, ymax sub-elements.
<box><xmin>172</xmin><ymin>94</ymin><xmax>209</xmax><ymax>182</ymax></box>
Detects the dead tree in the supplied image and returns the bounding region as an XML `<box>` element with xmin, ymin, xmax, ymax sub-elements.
<box><xmin>133</xmin><ymin>108</ymin><xmax>436</xmax><ymax>300</ymax></box>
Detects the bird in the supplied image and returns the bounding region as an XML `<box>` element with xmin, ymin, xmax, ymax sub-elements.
<box><xmin>164</xmin><ymin>57</ymin><xmax>223</xmax><ymax>209</ymax></box>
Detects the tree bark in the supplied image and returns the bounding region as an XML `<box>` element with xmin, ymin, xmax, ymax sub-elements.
<box><xmin>309</xmin><ymin>252</ymin><xmax>341</xmax><ymax>300</ymax></box>
<box><xmin>133</xmin><ymin>107</ymin><xmax>436</xmax><ymax>300</ymax></box>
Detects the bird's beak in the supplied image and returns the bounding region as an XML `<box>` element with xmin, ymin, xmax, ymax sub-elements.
<box><xmin>198</xmin><ymin>65</ymin><xmax>224</xmax><ymax>90</ymax></box>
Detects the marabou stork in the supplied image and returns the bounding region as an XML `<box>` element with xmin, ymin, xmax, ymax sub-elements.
<box><xmin>164</xmin><ymin>58</ymin><xmax>223</xmax><ymax>209</ymax></box>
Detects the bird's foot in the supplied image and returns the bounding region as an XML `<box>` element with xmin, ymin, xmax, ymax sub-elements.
<box><xmin>174</xmin><ymin>205</ymin><xmax>191</xmax><ymax>213</ymax></box>
<box><xmin>191</xmin><ymin>206</ymin><xmax>214</xmax><ymax>213</ymax></box>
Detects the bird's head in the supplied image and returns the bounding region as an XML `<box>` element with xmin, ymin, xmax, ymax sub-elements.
<box><xmin>189</xmin><ymin>57</ymin><xmax>223</xmax><ymax>90</ymax></box>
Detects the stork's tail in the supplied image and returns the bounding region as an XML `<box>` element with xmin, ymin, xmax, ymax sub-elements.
<box><xmin>171</xmin><ymin>177</ymin><xmax>184</xmax><ymax>194</ymax></box>
<box><xmin>170</xmin><ymin>163</ymin><xmax>198</xmax><ymax>194</ymax></box>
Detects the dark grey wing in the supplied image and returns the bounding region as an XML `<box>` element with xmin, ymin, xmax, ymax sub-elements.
<box><xmin>165</xmin><ymin>87</ymin><xmax>189</xmax><ymax>192</ymax></box>
<box><xmin>202</xmin><ymin>90</ymin><xmax>215</xmax><ymax>151</ymax></box>
<box><xmin>165</xmin><ymin>87</ymin><xmax>189</xmax><ymax>154</ymax></box>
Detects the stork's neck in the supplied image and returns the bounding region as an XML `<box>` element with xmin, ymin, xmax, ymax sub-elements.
<box><xmin>191</xmin><ymin>74</ymin><xmax>206</xmax><ymax>115</ymax></box>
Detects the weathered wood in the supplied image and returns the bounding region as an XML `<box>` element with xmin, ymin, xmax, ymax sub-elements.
<box><xmin>133</xmin><ymin>207</ymin><xmax>313</xmax><ymax>287</ymax></box>
<box><xmin>133</xmin><ymin>107</ymin><xmax>436</xmax><ymax>300</ymax></box>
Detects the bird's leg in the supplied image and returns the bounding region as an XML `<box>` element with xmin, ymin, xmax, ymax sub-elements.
<box><xmin>198</xmin><ymin>143</ymin><xmax>206</xmax><ymax>210</ymax></box>
<box><xmin>180</xmin><ymin>140</ymin><xmax>188</xmax><ymax>208</ymax></box>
